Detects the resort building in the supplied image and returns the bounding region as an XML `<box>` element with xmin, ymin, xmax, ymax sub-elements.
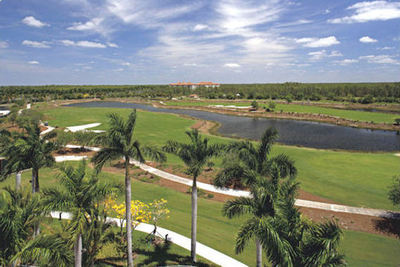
<box><xmin>169</xmin><ymin>81</ymin><xmax>220</xmax><ymax>90</ymax></box>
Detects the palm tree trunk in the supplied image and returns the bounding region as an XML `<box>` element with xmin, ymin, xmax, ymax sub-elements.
<box><xmin>256</xmin><ymin>238</ymin><xmax>262</xmax><ymax>267</ymax></box>
<box><xmin>74</xmin><ymin>233</ymin><xmax>82</xmax><ymax>267</ymax></box>
<box><xmin>31</xmin><ymin>168</ymin><xmax>39</xmax><ymax>193</ymax></box>
<box><xmin>191</xmin><ymin>176</ymin><xmax>198</xmax><ymax>263</ymax></box>
<box><xmin>16</xmin><ymin>171</ymin><xmax>21</xmax><ymax>191</ymax></box>
<box><xmin>125</xmin><ymin>156</ymin><xmax>134</xmax><ymax>267</ymax></box>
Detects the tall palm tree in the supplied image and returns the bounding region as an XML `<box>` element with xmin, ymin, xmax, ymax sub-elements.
<box><xmin>214</xmin><ymin>127</ymin><xmax>296</xmax><ymax>265</ymax></box>
<box><xmin>91</xmin><ymin>110</ymin><xmax>165</xmax><ymax>267</ymax></box>
<box><xmin>0</xmin><ymin>187</ymin><xmax>72</xmax><ymax>266</ymax></box>
<box><xmin>163</xmin><ymin>129</ymin><xmax>223</xmax><ymax>262</ymax></box>
<box><xmin>0</xmin><ymin>121</ymin><xmax>57</xmax><ymax>193</ymax></box>
<box><xmin>41</xmin><ymin>160</ymin><xmax>119</xmax><ymax>267</ymax></box>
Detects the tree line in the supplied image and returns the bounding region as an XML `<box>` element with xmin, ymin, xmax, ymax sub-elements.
<box><xmin>1</xmin><ymin>82</ymin><xmax>400</xmax><ymax>103</ymax></box>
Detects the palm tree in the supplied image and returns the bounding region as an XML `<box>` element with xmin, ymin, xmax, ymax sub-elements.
<box><xmin>214</xmin><ymin>127</ymin><xmax>296</xmax><ymax>191</ymax></box>
<box><xmin>91</xmin><ymin>110</ymin><xmax>165</xmax><ymax>267</ymax></box>
<box><xmin>0</xmin><ymin>121</ymin><xmax>57</xmax><ymax>193</ymax></box>
<box><xmin>163</xmin><ymin>129</ymin><xmax>223</xmax><ymax>262</ymax></box>
<box><xmin>41</xmin><ymin>160</ymin><xmax>119</xmax><ymax>267</ymax></box>
<box><xmin>0</xmin><ymin>187</ymin><xmax>72</xmax><ymax>266</ymax></box>
<box><xmin>214</xmin><ymin>127</ymin><xmax>296</xmax><ymax>265</ymax></box>
<box><xmin>223</xmin><ymin>179</ymin><xmax>292</xmax><ymax>267</ymax></box>
<box><xmin>270</xmin><ymin>180</ymin><xmax>346</xmax><ymax>266</ymax></box>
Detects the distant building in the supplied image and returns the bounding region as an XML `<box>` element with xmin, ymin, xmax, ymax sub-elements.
<box><xmin>169</xmin><ymin>81</ymin><xmax>220</xmax><ymax>90</ymax></box>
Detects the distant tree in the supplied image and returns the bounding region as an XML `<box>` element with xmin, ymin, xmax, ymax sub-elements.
<box><xmin>394</xmin><ymin>118</ymin><xmax>400</xmax><ymax>126</ymax></box>
<box><xmin>251</xmin><ymin>100</ymin><xmax>259</xmax><ymax>109</ymax></box>
<box><xmin>388</xmin><ymin>176</ymin><xmax>400</xmax><ymax>208</ymax></box>
<box><xmin>268</xmin><ymin>101</ymin><xmax>276</xmax><ymax>111</ymax></box>
<box><xmin>163</xmin><ymin>129</ymin><xmax>223</xmax><ymax>263</ymax></box>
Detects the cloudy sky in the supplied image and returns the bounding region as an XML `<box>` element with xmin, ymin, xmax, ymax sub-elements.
<box><xmin>0</xmin><ymin>0</ymin><xmax>399</xmax><ymax>85</ymax></box>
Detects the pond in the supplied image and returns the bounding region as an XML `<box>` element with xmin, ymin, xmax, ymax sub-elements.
<box><xmin>65</xmin><ymin>101</ymin><xmax>400</xmax><ymax>152</ymax></box>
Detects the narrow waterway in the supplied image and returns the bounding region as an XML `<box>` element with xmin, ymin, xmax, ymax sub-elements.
<box><xmin>65</xmin><ymin>101</ymin><xmax>400</xmax><ymax>152</ymax></box>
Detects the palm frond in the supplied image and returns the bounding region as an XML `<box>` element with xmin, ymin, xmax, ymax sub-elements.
<box><xmin>222</xmin><ymin>197</ymin><xmax>254</xmax><ymax>218</ymax></box>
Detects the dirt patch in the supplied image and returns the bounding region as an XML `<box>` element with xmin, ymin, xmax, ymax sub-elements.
<box><xmin>300</xmin><ymin>206</ymin><xmax>399</xmax><ymax>238</ymax></box>
<box><xmin>53</xmin><ymin>147</ymin><xmax>95</xmax><ymax>157</ymax></box>
<box><xmin>190</xmin><ymin>120</ymin><xmax>217</xmax><ymax>135</ymax></box>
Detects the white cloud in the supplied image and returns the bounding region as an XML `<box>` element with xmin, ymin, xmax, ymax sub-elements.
<box><xmin>28</xmin><ymin>61</ymin><xmax>39</xmax><ymax>65</ymax></box>
<box><xmin>121</xmin><ymin>62</ymin><xmax>131</xmax><ymax>66</ymax></box>
<box><xmin>107</xmin><ymin>42</ymin><xmax>118</xmax><ymax>48</ymax></box>
<box><xmin>296</xmin><ymin>36</ymin><xmax>340</xmax><ymax>48</ymax></box>
<box><xmin>193</xmin><ymin>24</ymin><xmax>209</xmax><ymax>31</ymax></box>
<box><xmin>67</xmin><ymin>18</ymin><xmax>103</xmax><ymax>31</ymax></box>
<box><xmin>335</xmin><ymin>59</ymin><xmax>358</xmax><ymax>65</ymax></box>
<box><xmin>378</xmin><ymin>46</ymin><xmax>394</xmax><ymax>50</ymax></box>
<box><xmin>22</xmin><ymin>16</ymin><xmax>49</xmax><ymax>28</ymax></box>
<box><xmin>0</xmin><ymin>41</ymin><xmax>8</xmax><ymax>48</ymax></box>
<box><xmin>22</xmin><ymin>40</ymin><xmax>51</xmax><ymax>48</ymax></box>
<box><xmin>61</xmin><ymin>40</ymin><xmax>107</xmax><ymax>48</ymax></box>
<box><xmin>359</xmin><ymin>54</ymin><xmax>400</xmax><ymax>64</ymax></box>
<box><xmin>224</xmin><ymin>63</ymin><xmax>241</xmax><ymax>68</ymax></box>
<box><xmin>328</xmin><ymin>1</ymin><xmax>400</xmax><ymax>24</ymax></box>
<box><xmin>359</xmin><ymin>36</ymin><xmax>378</xmax><ymax>43</ymax></box>
<box><xmin>308</xmin><ymin>50</ymin><xmax>342</xmax><ymax>60</ymax></box>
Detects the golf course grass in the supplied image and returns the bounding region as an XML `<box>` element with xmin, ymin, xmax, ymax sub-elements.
<box><xmin>41</xmin><ymin>105</ymin><xmax>400</xmax><ymax>210</ymax></box>
<box><xmin>164</xmin><ymin>100</ymin><xmax>398</xmax><ymax>124</ymax></box>
<box><xmin>1</xmin><ymin>163</ymin><xmax>399</xmax><ymax>266</ymax></box>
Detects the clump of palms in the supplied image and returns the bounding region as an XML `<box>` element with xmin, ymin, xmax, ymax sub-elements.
<box><xmin>215</xmin><ymin>127</ymin><xmax>296</xmax><ymax>266</ymax></box>
<box><xmin>91</xmin><ymin>109</ymin><xmax>165</xmax><ymax>267</ymax></box>
<box><xmin>0</xmin><ymin>187</ymin><xmax>72</xmax><ymax>266</ymax></box>
<box><xmin>0</xmin><ymin>121</ymin><xmax>57</xmax><ymax>193</ymax></box>
<box><xmin>163</xmin><ymin>129</ymin><xmax>224</xmax><ymax>262</ymax></box>
<box><xmin>41</xmin><ymin>160</ymin><xmax>121</xmax><ymax>267</ymax></box>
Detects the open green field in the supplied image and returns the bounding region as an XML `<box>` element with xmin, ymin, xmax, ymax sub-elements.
<box><xmin>40</xmin><ymin>105</ymin><xmax>400</xmax><ymax>210</ymax></box>
<box><xmin>164</xmin><ymin>100</ymin><xmax>398</xmax><ymax>124</ymax></box>
<box><xmin>1</xmin><ymin>164</ymin><xmax>399</xmax><ymax>266</ymax></box>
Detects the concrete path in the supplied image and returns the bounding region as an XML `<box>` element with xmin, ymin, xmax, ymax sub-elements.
<box><xmin>55</xmin><ymin>155</ymin><xmax>88</xmax><ymax>162</ymax></box>
<box><xmin>40</xmin><ymin>125</ymin><xmax>55</xmax><ymax>135</ymax></box>
<box><xmin>65</xmin><ymin>123</ymin><xmax>101</xmax><ymax>132</ymax></box>
<box><xmin>49</xmin><ymin>211</ymin><xmax>247</xmax><ymax>267</ymax></box>
<box><xmin>130</xmin><ymin>160</ymin><xmax>400</xmax><ymax>219</ymax></box>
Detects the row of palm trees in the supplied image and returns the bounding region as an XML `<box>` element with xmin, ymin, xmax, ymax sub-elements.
<box><xmin>0</xmin><ymin>109</ymin><xmax>345</xmax><ymax>266</ymax></box>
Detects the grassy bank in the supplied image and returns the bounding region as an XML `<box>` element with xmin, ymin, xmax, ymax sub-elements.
<box><xmin>1</xmin><ymin>164</ymin><xmax>399</xmax><ymax>266</ymax></box>
<box><xmin>41</xmin><ymin>106</ymin><xmax>400</xmax><ymax>210</ymax></box>
<box><xmin>164</xmin><ymin>100</ymin><xmax>398</xmax><ymax>124</ymax></box>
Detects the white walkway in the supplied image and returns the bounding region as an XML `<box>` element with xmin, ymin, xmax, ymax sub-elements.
<box><xmin>65</xmin><ymin>123</ymin><xmax>102</xmax><ymax>132</ymax></box>
<box><xmin>50</xmin><ymin>211</ymin><xmax>247</xmax><ymax>267</ymax></box>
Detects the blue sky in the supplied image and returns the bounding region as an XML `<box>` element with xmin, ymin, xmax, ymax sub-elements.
<box><xmin>0</xmin><ymin>0</ymin><xmax>399</xmax><ymax>85</ymax></box>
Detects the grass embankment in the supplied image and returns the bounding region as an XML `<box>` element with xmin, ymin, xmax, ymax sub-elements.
<box><xmin>164</xmin><ymin>100</ymin><xmax>398</xmax><ymax>124</ymax></box>
<box><xmin>41</xmin><ymin>106</ymin><xmax>400</xmax><ymax>210</ymax></box>
<box><xmin>1</xmin><ymin>165</ymin><xmax>399</xmax><ymax>266</ymax></box>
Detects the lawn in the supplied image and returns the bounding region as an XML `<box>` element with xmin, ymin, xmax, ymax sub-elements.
<box><xmin>41</xmin><ymin>106</ymin><xmax>400</xmax><ymax>210</ymax></box>
<box><xmin>164</xmin><ymin>100</ymin><xmax>398</xmax><ymax>124</ymax></box>
<box><xmin>2</xmin><ymin>164</ymin><xmax>399</xmax><ymax>266</ymax></box>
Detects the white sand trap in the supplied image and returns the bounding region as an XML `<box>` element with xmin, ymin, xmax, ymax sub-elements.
<box><xmin>65</xmin><ymin>123</ymin><xmax>101</xmax><ymax>132</ymax></box>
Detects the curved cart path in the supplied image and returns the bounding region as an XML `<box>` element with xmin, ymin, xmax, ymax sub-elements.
<box><xmin>50</xmin><ymin>211</ymin><xmax>247</xmax><ymax>267</ymax></box>
<box><xmin>130</xmin><ymin>159</ymin><xmax>400</xmax><ymax>219</ymax></box>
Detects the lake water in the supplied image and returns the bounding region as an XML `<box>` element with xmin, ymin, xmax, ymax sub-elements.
<box><xmin>65</xmin><ymin>101</ymin><xmax>400</xmax><ymax>152</ymax></box>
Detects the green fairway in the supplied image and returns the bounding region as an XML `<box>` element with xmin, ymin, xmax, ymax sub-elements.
<box><xmin>164</xmin><ymin>100</ymin><xmax>398</xmax><ymax>124</ymax></box>
<box><xmin>2</xmin><ymin>165</ymin><xmax>399</xmax><ymax>266</ymax></box>
<box><xmin>41</xmin><ymin>106</ymin><xmax>400</xmax><ymax>210</ymax></box>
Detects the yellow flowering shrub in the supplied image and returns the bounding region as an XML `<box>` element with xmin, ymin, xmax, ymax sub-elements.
<box><xmin>104</xmin><ymin>196</ymin><xmax>169</xmax><ymax>228</ymax></box>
